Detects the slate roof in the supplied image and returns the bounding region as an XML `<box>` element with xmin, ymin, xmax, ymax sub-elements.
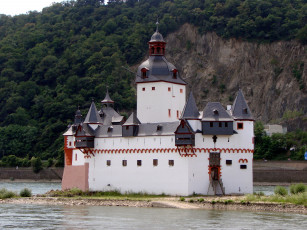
<box><xmin>95</xmin><ymin>121</ymin><xmax>179</xmax><ymax>138</ymax></box>
<box><xmin>100</xmin><ymin>106</ymin><xmax>124</xmax><ymax>125</ymax></box>
<box><xmin>149</xmin><ymin>31</ymin><xmax>165</xmax><ymax>42</ymax></box>
<box><xmin>231</xmin><ymin>89</ymin><xmax>254</xmax><ymax>120</ymax></box>
<box><xmin>123</xmin><ymin>112</ymin><xmax>141</xmax><ymax>126</ymax></box>
<box><xmin>101</xmin><ymin>89</ymin><xmax>114</xmax><ymax>104</ymax></box>
<box><xmin>136</xmin><ymin>56</ymin><xmax>186</xmax><ymax>84</ymax></box>
<box><xmin>202</xmin><ymin>102</ymin><xmax>233</xmax><ymax>121</ymax></box>
<box><xmin>181</xmin><ymin>92</ymin><xmax>200</xmax><ymax>119</ymax></box>
<box><xmin>84</xmin><ymin>101</ymin><xmax>103</xmax><ymax>124</ymax></box>
<box><xmin>63</xmin><ymin>125</ymin><xmax>73</xmax><ymax>136</ymax></box>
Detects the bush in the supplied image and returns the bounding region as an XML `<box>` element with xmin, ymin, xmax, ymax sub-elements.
<box><xmin>31</xmin><ymin>157</ymin><xmax>43</xmax><ymax>173</ymax></box>
<box><xmin>290</xmin><ymin>184</ymin><xmax>306</xmax><ymax>194</ymax></box>
<box><xmin>274</xmin><ymin>186</ymin><xmax>288</xmax><ymax>196</ymax></box>
<box><xmin>189</xmin><ymin>199</ymin><xmax>194</xmax><ymax>203</ymax></box>
<box><xmin>47</xmin><ymin>158</ymin><xmax>54</xmax><ymax>168</ymax></box>
<box><xmin>198</xmin><ymin>198</ymin><xmax>204</xmax><ymax>202</ymax></box>
<box><xmin>179</xmin><ymin>197</ymin><xmax>185</xmax><ymax>201</ymax></box>
<box><xmin>20</xmin><ymin>188</ymin><xmax>32</xmax><ymax>197</ymax></box>
<box><xmin>0</xmin><ymin>188</ymin><xmax>17</xmax><ymax>199</ymax></box>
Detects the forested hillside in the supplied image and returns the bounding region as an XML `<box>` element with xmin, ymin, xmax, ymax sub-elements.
<box><xmin>0</xmin><ymin>0</ymin><xmax>306</xmax><ymax>165</ymax></box>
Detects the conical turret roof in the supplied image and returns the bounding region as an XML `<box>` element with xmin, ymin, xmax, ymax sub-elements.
<box><xmin>123</xmin><ymin>112</ymin><xmax>141</xmax><ymax>126</ymax></box>
<box><xmin>84</xmin><ymin>101</ymin><xmax>103</xmax><ymax>124</ymax></box>
<box><xmin>101</xmin><ymin>89</ymin><xmax>114</xmax><ymax>104</ymax></box>
<box><xmin>231</xmin><ymin>89</ymin><xmax>254</xmax><ymax>120</ymax></box>
<box><xmin>181</xmin><ymin>92</ymin><xmax>200</xmax><ymax>119</ymax></box>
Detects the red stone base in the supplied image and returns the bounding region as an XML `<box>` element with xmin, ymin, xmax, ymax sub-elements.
<box><xmin>62</xmin><ymin>163</ymin><xmax>89</xmax><ymax>191</ymax></box>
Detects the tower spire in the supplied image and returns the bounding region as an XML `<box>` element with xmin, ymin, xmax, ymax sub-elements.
<box><xmin>156</xmin><ymin>19</ymin><xmax>159</xmax><ymax>32</ymax></box>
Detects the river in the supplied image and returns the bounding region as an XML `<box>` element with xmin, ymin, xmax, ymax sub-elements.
<box><xmin>0</xmin><ymin>182</ymin><xmax>305</xmax><ymax>229</ymax></box>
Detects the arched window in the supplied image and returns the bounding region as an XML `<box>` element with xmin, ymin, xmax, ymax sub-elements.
<box><xmin>141</xmin><ymin>68</ymin><xmax>148</xmax><ymax>78</ymax></box>
<box><xmin>151</xmin><ymin>47</ymin><xmax>154</xmax><ymax>54</ymax></box>
<box><xmin>157</xmin><ymin>47</ymin><xmax>160</xmax><ymax>54</ymax></box>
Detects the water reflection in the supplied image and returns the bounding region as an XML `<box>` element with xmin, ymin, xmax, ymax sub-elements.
<box><xmin>0</xmin><ymin>204</ymin><xmax>306</xmax><ymax>229</ymax></box>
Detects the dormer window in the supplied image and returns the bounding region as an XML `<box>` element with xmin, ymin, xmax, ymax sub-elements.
<box><xmin>213</xmin><ymin>109</ymin><xmax>219</xmax><ymax>115</ymax></box>
<box><xmin>243</xmin><ymin>108</ymin><xmax>248</xmax><ymax>114</ymax></box>
<box><xmin>172</xmin><ymin>69</ymin><xmax>178</xmax><ymax>79</ymax></box>
<box><xmin>108</xmin><ymin>126</ymin><xmax>113</xmax><ymax>132</ymax></box>
<box><xmin>157</xmin><ymin>125</ymin><xmax>162</xmax><ymax>131</ymax></box>
<box><xmin>141</xmin><ymin>68</ymin><xmax>148</xmax><ymax>79</ymax></box>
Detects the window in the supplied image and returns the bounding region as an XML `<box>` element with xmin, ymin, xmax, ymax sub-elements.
<box><xmin>153</xmin><ymin>159</ymin><xmax>158</xmax><ymax>166</ymax></box>
<box><xmin>210</xmin><ymin>122</ymin><xmax>213</xmax><ymax>127</ymax></box>
<box><xmin>225</xmin><ymin>122</ymin><xmax>228</xmax><ymax>127</ymax></box>
<box><xmin>137</xmin><ymin>160</ymin><xmax>142</xmax><ymax>166</ymax></box>
<box><xmin>240</xmin><ymin>164</ymin><xmax>247</xmax><ymax>169</ymax></box>
<box><xmin>172</xmin><ymin>69</ymin><xmax>177</xmax><ymax>79</ymax></box>
<box><xmin>219</xmin><ymin>122</ymin><xmax>222</xmax><ymax>127</ymax></box>
<box><xmin>151</xmin><ymin>47</ymin><xmax>154</xmax><ymax>54</ymax></box>
<box><xmin>237</xmin><ymin>123</ymin><xmax>244</xmax><ymax>130</ymax></box>
<box><xmin>169</xmin><ymin>160</ymin><xmax>174</xmax><ymax>166</ymax></box>
<box><xmin>243</xmin><ymin>108</ymin><xmax>248</xmax><ymax>114</ymax></box>
<box><xmin>106</xmin><ymin>160</ymin><xmax>111</xmax><ymax>166</ymax></box>
<box><xmin>180</xmin><ymin>89</ymin><xmax>183</xmax><ymax>93</ymax></box>
<box><xmin>142</xmin><ymin>87</ymin><xmax>145</xmax><ymax>91</ymax></box>
<box><xmin>226</xmin><ymin>160</ymin><xmax>232</xmax><ymax>165</ymax></box>
<box><xmin>75</xmin><ymin>154</ymin><xmax>77</xmax><ymax>161</ymax></box>
<box><xmin>168</xmin><ymin>109</ymin><xmax>171</xmax><ymax>117</ymax></box>
<box><xmin>69</xmin><ymin>142</ymin><xmax>71</xmax><ymax>146</ymax></box>
<box><xmin>152</xmin><ymin>87</ymin><xmax>155</xmax><ymax>90</ymax></box>
<box><xmin>168</xmin><ymin>87</ymin><xmax>171</xmax><ymax>92</ymax></box>
<box><xmin>125</xmin><ymin>126</ymin><xmax>129</xmax><ymax>130</ymax></box>
<box><xmin>108</xmin><ymin>126</ymin><xmax>113</xmax><ymax>132</ymax></box>
<box><xmin>141</xmin><ymin>68</ymin><xmax>148</xmax><ymax>78</ymax></box>
<box><xmin>122</xmin><ymin>160</ymin><xmax>127</xmax><ymax>167</ymax></box>
<box><xmin>157</xmin><ymin>47</ymin><xmax>161</xmax><ymax>54</ymax></box>
<box><xmin>157</xmin><ymin>125</ymin><xmax>162</xmax><ymax>131</ymax></box>
<box><xmin>177</xmin><ymin>110</ymin><xmax>179</xmax><ymax>118</ymax></box>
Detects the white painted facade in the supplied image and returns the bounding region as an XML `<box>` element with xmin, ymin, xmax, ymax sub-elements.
<box><xmin>137</xmin><ymin>82</ymin><xmax>186</xmax><ymax>123</ymax></box>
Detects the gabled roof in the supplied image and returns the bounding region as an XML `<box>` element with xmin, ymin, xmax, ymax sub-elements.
<box><xmin>232</xmin><ymin>89</ymin><xmax>254</xmax><ymax>120</ymax></box>
<box><xmin>100</xmin><ymin>106</ymin><xmax>124</xmax><ymax>125</ymax></box>
<box><xmin>181</xmin><ymin>92</ymin><xmax>200</xmax><ymax>119</ymax></box>
<box><xmin>75</xmin><ymin>123</ymin><xmax>95</xmax><ymax>137</ymax></box>
<box><xmin>202</xmin><ymin>102</ymin><xmax>233</xmax><ymax>121</ymax></box>
<box><xmin>175</xmin><ymin>119</ymin><xmax>194</xmax><ymax>134</ymax></box>
<box><xmin>84</xmin><ymin>101</ymin><xmax>103</xmax><ymax>124</ymax></box>
<box><xmin>123</xmin><ymin>112</ymin><xmax>141</xmax><ymax>126</ymax></box>
<box><xmin>101</xmin><ymin>89</ymin><xmax>114</xmax><ymax>104</ymax></box>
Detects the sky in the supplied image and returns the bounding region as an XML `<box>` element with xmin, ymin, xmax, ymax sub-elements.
<box><xmin>0</xmin><ymin>0</ymin><xmax>66</xmax><ymax>16</ymax></box>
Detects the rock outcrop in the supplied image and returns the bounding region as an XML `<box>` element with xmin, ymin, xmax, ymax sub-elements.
<box><xmin>163</xmin><ymin>24</ymin><xmax>306</xmax><ymax>127</ymax></box>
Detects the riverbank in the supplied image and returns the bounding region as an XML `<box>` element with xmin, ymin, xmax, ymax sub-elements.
<box><xmin>1</xmin><ymin>196</ymin><xmax>306</xmax><ymax>214</ymax></box>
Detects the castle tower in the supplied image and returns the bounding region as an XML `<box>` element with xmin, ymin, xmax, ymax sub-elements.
<box><xmin>136</xmin><ymin>23</ymin><xmax>186</xmax><ymax>123</ymax></box>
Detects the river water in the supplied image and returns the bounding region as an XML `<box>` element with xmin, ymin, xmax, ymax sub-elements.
<box><xmin>0</xmin><ymin>182</ymin><xmax>305</xmax><ymax>229</ymax></box>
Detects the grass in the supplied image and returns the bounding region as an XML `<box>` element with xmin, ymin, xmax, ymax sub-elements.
<box><xmin>44</xmin><ymin>189</ymin><xmax>168</xmax><ymax>201</ymax></box>
<box><xmin>20</xmin><ymin>188</ymin><xmax>32</xmax><ymax>197</ymax></box>
<box><xmin>245</xmin><ymin>192</ymin><xmax>307</xmax><ymax>206</ymax></box>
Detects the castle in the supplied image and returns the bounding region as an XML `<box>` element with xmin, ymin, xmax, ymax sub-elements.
<box><xmin>62</xmin><ymin>26</ymin><xmax>254</xmax><ymax>196</ymax></box>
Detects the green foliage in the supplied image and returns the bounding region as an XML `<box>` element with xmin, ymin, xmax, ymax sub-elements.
<box><xmin>274</xmin><ymin>186</ymin><xmax>288</xmax><ymax>196</ymax></box>
<box><xmin>198</xmin><ymin>198</ymin><xmax>204</xmax><ymax>202</ymax></box>
<box><xmin>31</xmin><ymin>157</ymin><xmax>43</xmax><ymax>173</ymax></box>
<box><xmin>0</xmin><ymin>0</ymin><xmax>305</xmax><ymax>161</ymax></box>
<box><xmin>47</xmin><ymin>158</ymin><xmax>54</xmax><ymax>168</ymax></box>
<box><xmin>180</xmin><ymin>197</ymin><xmax>185</xmax><ymax>201</ymax></box>
<box><xmin>20</xmin><ymin>188</ymin><xmax>32</xmax><ymax>197</ymax></box>
<box><xmin>290</xmin><ymin>184</ymin><xmax>306</xmax><ymax>194</ymax></box>
<box><xmin>254</xmin><ymin>121</ymin><xmax>307</xmax><ymax>160</ymax></box>
<box><xmin>0</xmin><ymin>188</ymin><xmax>17</xmax><ymax>199</ymax></box>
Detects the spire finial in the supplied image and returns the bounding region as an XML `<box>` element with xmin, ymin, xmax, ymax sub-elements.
<box><xmin>156</xmin><ymin>18</ymin><xmax>159</xmax><ymax>32</ymax></box>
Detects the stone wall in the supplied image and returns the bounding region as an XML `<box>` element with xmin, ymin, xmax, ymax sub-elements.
<box><xmin>0</xmin><ymin>167</ymin><xmax>63</xmax><ymax>180</ymax></box>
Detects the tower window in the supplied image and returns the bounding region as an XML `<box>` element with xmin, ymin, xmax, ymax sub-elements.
<box><xmin>226</xmin><ymin>160</ymin><xmax>232</xmax><ymax>165</ymax></box>
<box><xmin>107</xmin><ymin>160</ymin><xmax>111</xmax><ymax>166</ymax></box>
<box><xmin>225</xmin><ymin>122</ymin><xmax>228</xmax><ymax>127</ymax></box>
<box><xmin>237</xmin><ymin>123</ymin><xmax>244</xmax><ymax>130</ymax></box>
<box><xmin>172</xmin><ymin>69</ymin><xmax>178</xmax><ymax>79</ymax></box>
<box><xmin>122</xmin><ymin>160</ymin><xmax>127</xmax><ymax>167</ymax></box>
<box><xmin>141</xmin><ymin>68</ymin><xmax>148</xmax><ymax>78</ymax></box>
<box><xmin>152</xmin><ymin>87</ymin><xmax>155</xmax><ymax>91</ymax></box>
<box><xmin>177</xmin><ymin>110</ymin><xmax>179</xmax><ymax>118</ymax></box>
<box><xmin>219</xmin><ymin>122</ymin><xmax>222</xmax><ymax>127</ymax></box>
<box><xmin>243</xmin><ymin>108</ymin><xmax>248</xmax><ymax>114</ymax></box>
<box><xmin>153</xmin><ymin>159</ymin><xmax>158</xmax><ymax>166</ymax></box>
<box><xmin>157</xmin><ymin>47</ymin><xmax>161</xmax><ymax>54</ymax></box>
<box><xmin>137</xmin><ymin>160</ymin><xmax>142</xmax><ymax>166</ymax></box>
<box><xmin>240</xmin><ymin>164</ymin><xmax>247</xmax><ymax>169</ymax></box>
<box><xmin>180</xmin><ymin>89</ymin><xmax>183</xmax><ymax>93</ymax></box>
<box><xmin>168</xmin><ymin>87</ymin><xmax>171</xmax><ymax>92</ymax></box>
<box><xmin>142</xmin><ymin>87</ymin><xmax>145</xmax><ymax>91</ymax></box>
<box><xmin>151</xmin><ymin>47</ymin><xmax>154</xmax><ymax>54</ymax></box>
<box><xmin>75</xmin><ymin>154</ymin><xmax>77</xmax><ymax>161</ymax></box>
<box><xmin>168</xmin><ymin>109</ymin><xmax>171</xmax><ymax>117</ymax></box>
<box><xmin>169</xmin><ymin>160</ymin><xmax>174</xmax><ymax>166</ymax></box>
<box><xmin>210</xmin><ymin>122</ymin><xmax>213</xmax><ymax>127</ymax></box>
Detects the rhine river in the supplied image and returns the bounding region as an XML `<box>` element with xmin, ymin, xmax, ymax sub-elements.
<box><xmin>0</xmin><ymin>182</ymin><xmax>306</xmax><ymax>229</ymax></box>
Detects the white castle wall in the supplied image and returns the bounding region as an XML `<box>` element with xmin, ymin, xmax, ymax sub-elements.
<box><xmin>137</xmin><ymin>82</ymin><xmax>186</xmax><ymax>123</ymax></box>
